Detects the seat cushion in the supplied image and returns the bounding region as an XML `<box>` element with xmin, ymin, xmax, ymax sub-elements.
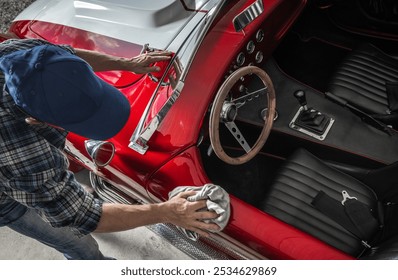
<box><xmin>261</xmin><ymin>149</ymin><xmax>379</xmax><ymax>257</ymax></box>
<box><xmin>328</xmin><ymin>43</ymin><xmax>398</xmax><ymax>116</ymax></box>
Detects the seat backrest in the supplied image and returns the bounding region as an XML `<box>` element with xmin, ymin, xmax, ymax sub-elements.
<box><xmin>328</xmin><ymin>43</ymin><xmax>398</xmax><ymax>121</ymax></box>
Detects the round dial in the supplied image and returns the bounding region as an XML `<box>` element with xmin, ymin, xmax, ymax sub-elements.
<box><xmin>256</xmin><ymin>29</ymin><xmax>264</xmax><ymax>42</ymax></box>
<box><xmin>255</xmin><ymin>51</ymin><xmax>264</xmax><ymax>64</ymax></box>
<box><xmin>246</xmin><ymin>41</ymin><xmax>255</xmax><ymax>54</ymax></box>
<box><xmin>236</xmin><ymin>52</ymin><xmax>246</xmax><ymax>66</ymax></box>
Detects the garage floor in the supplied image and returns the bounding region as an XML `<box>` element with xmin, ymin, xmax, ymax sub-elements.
<box><xmin>0</xmin><ymin>223</ymin><xmax>191</xmax><ymax>260</ymax></box>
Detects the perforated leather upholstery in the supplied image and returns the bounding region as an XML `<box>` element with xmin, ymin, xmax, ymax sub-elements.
<box><xmin>262</xmin><ymin>149</ymin><xmax>379</xmax><ymax>257</ymax></box>
<box><xmin>328</xmin><ymin>44</ymin><xmax>398</xmax><ymax>124</ymax></box>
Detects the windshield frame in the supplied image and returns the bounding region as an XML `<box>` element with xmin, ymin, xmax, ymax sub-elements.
<box><xmin>128</xmin><ymin>0</ymin><xmax>227</xmax><ymax>154</ymax></box>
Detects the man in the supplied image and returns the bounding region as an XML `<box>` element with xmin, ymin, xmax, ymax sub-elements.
<box><xmin>0</xmin><ymin>38</ymin><xmax>219</xmax><ymax>259</ymax></box>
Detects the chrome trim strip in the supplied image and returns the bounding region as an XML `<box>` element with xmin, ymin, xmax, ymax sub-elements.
<box><xmin>89</xmin><ymin>173</ymin><xmax>135</xmax><ymax>205</ymax></box>
<box><xmin>128</xmin><ymin>80</ymin><xmax>184</xmax><ymax>154</ymax></box>
<box><xmin>233</xmin><ymin>0</ymin><xmax>264</xmax><ymax>32</ymax></box>
<box><xmin>89</xmin><ymin>172</ymin><xmax>150</xmax><ymax>205</ymax></box>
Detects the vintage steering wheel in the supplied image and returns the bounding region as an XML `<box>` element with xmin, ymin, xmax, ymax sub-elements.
<box><xmin>209</xmin><ymin>66</ymin><xmax>276</xmax><ymax>165</ymax></box>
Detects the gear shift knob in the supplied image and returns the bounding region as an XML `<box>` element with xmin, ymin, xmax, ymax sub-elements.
<box><xmin>294</xmin><ymin>90</ymin><xmax>308</xmax><ymax>110</ymax></box>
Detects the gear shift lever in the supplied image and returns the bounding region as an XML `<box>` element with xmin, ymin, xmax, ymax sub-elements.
<box><xmin>292</xmin><ymin>90</ymin><xmax>331</xmax><ymax>135</ymax></box>
<box><xmin>294</xmin><ymin>90</ymin><xmax>308</xmax><ymax>111</ymax></box>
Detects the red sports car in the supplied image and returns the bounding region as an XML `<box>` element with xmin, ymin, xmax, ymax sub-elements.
<box><xmin>4</xmin><ymin>0</ymin><xmax>398</xmax><ymax>259</ymax></box>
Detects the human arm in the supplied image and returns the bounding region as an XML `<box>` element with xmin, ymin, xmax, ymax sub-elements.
<box><xmin>0</xmin><ymin>32</ymin><xmax>19</xmax><ymax>40</ymax></box>
<box><xmin>2</xmin><ymin>119</ymin><xmax>218</xmax><ymax>237</ymax></box>
<box><xmin>95</xmin><ymin>191</ymin><xmax>220</xmax><ymax>237</ymax></box>
<box><xmin>0</xmin><ymin>37</ymin><xmax>171</xmax><ymax>74</ymax></box>
<box><xmin>74</xmin><ymin>48</ymin><xmax>172</xmax><ymax>74</ymax></box>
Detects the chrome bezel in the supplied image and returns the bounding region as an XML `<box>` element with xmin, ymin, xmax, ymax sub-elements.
<box><xmin>85</xmin><ymin>140</ymin><xmax>115</xmax><ymax>167</ymax></box>
<box><xmin>246</xmin><ymin>40</ymin><xmax>255</xmax><ymax>54</ymax></box>
<box><xmin>255</xmin><ymin>51</ymin><xmax>263</xmax><ymax>63</ymax></box>
<box><xmin>236</xmin><ymin>52</ymin><xmax>246</xmax><ymax>66</ymax></box>
<box><xmin>256</xmin><ymin>29</ymin><xmax>264</xmax><ymax>42</ymax></box>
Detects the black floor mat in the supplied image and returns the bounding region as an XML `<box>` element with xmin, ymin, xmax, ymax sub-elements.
<box><xmin>273</xmin><ymin>34</ymin><xmax>349</xmax><ymax>92</ymax></box>
<box><xmin>200</xmin><ymin>145</ymin><xmax>283</xmax><ymax>208</ymax></box>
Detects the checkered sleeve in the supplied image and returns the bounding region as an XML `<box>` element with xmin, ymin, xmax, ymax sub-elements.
<box><xmin>1</xmin><ymin>121</ymin><xmax>103</xmax><ymax>234</ymax></box>
<box><xmin>1</xmin><ymin>142</ymin><xmax>103</xmax><ymax>234</ymax></box>
<box><xmin>32</xmin><ymin>169</ymin><xmax>104</xmax><ymax>235</ymax></box>
<box><xmin>0</xmin><ymin>38</ymin><xmax>74</xmax><ymax>57</ymax></box>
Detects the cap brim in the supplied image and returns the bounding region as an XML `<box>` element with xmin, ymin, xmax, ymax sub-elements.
<box><xmin>62</xmin><ymin>80</ymin><xmax>131</xmax><ymax>140</ymax></box>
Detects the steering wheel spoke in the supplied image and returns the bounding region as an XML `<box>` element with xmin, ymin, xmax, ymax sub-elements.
<box><xmin>224</xmin><ymin>121</ymin><xmax>251</xmax><ymax>153</ymax></box>
<box><xmin>234</xmin><ymin>87</ymin><xmax>267</xmax><ymax>108</ymax></box>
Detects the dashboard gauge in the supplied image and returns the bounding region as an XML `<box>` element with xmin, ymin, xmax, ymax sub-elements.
<box><xmin>256</xmin><ymin>29</ymin><xmax>265</xmax><ymax>42</ymax></box>
<box><xmin>246</xmin><ymin>40</ymin><xmax>255</xmax><ymax>54</ymax></box>
<box><xmin>255</xmin><ymin>51</ymin><xmax>264</xmax><ymax>64</ymax></box>
<box><xmin>236</xmin><ymin>52</ymin><xmax>246</xmax><ymax>66</ymax></box>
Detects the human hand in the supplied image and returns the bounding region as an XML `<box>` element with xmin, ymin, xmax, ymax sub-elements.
<box><xmin>129</xmin><ymin>51</ymin><xmax>172</xmax><ymax>74</ymax></box>
<box><xmin>25</xmin><ymin>117</ymin><xmax>65</xmax><ymax>132</ymax></box>
<box><xmin>25</xmin><ymin>117</ymin><xmax>41</xmax><ymax>125</ymax></box>
<box><xmin>160</xmin><ymin>191</ymin><xmax>220</xmax><ymax>238</ymax></box>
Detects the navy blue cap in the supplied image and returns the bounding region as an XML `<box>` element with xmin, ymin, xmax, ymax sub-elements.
<box><xmin>0</xmin><ymin>44</ymin><xmax>130</xmax><ymax>140</ymax></box>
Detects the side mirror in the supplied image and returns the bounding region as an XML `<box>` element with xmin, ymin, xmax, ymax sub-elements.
<box><xmin>85</xmin><ymin>140</ymin><xmax>115</xmax><ymax>167</ymax></box>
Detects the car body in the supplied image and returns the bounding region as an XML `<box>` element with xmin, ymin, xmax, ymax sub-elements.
<box><xmin>3</xmin><ymin>0</ymin><xmax>398</xmax><ymax>259</ymax></box>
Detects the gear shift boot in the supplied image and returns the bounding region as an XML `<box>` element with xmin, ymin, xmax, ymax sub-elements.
<box><xmin>295</xmin><ymin>108</ymin><xmax>330</xmax><ymax>134</ymax></box>
<box><xmin>290</xmin><ymin>90</ymin><xmax>334</xmax><ymax>139</ymax></box>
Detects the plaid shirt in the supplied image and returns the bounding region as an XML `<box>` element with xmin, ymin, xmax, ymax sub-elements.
<box><xmin>0</xmin><ymin>39</ymin><xmax>102</xmax><ymax>235</ymax></box>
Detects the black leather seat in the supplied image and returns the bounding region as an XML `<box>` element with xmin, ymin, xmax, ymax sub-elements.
<box><xmin>261</xmin><ymin>149</ymin><xmax>398</xmax><ymax>259</ymax></box>
<box><xmin>328</xmin><ymin>43</ymin><xmax>398</xmax><ymax>126</ymax></box>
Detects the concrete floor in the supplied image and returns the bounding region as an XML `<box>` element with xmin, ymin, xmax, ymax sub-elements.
<box><xmin>0</xmin><ymin>0</ymin><xmax>36</xmax><ymax>34</ymax></box>
<box><xmin>0</xmin><ymin>224</ymin><xmax>191</xmax><ymax>260</ymax></box>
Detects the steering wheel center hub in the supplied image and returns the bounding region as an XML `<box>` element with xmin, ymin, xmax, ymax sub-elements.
<box><xmin>221</xmin><ymin>102</ymin><xmax>238</xmax><ymax>122</ymax></box>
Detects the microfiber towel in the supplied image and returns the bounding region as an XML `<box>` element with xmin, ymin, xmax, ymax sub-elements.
<box><xmin>168</xmin><ymin>184</ymin><xmax>231</xmax><ymax>241</ymax></box>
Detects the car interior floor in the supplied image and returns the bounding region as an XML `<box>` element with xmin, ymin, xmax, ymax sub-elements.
<box><xmin>199</xmin><ymin>143</ymin><xmax>284</xmax><ymax>208</ymax></box>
